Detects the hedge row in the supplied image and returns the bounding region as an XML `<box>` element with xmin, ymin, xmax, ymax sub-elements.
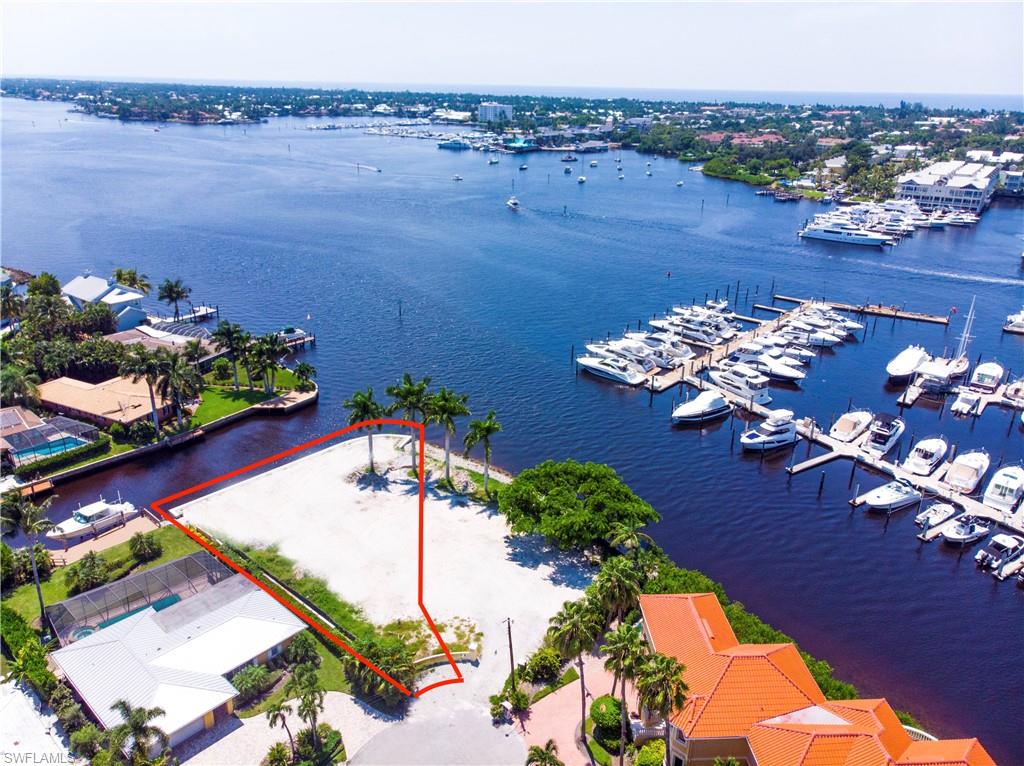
<box><xmin>13</xmin><ymin>435</ymin><xmax>112</xmax><ymax>479</ymax></box>
<box><xmin>0</xmin><ymin>604</ymin><xmax>57</xmax><ymax>697</ymax></box>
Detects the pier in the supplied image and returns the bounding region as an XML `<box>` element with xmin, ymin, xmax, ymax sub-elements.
<box><xmin>146</xmin><ymin>304</ymin><xmax>220</xmax><ymax>324</ymax></box>
<box><xmin>772</xmin><ymin>295</ymin><xmax>950</xmax><ymax>325</ymax></box>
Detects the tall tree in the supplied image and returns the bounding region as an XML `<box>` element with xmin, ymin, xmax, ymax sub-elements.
<box><xmin>547</xmin><ymin>597</ymin><xmax>604</xmax><ymax>750</ymax></box>
<box><xmin>155</xmin><ymin>350</ymin><xmax>202</xmax><ymax>429</ymax></box>
<box><xmin>594</xmin><ymin>556</ymin><xmax>641</xmax><ymax>628</ymax></box>
<box><xmin>427</xmin><ymin>387</ymin><xmax>470</xmax><ymax>484</ymax></box>
<box><xmin>293</xmin><ymin>362</ymin><xmax>316</xmax><ymax>392</ymax></box>
<box><xmin>463</xmin><ymin>410</ymin><xmax>502</xmax><ymax>496</ymax></box>
<box><xmin>1</xmin><ymin>496</ymin><xmax>56</xmax><ymax>626</ymax></box>
<box><xmin>107</xmin><ymin>699</ymin><xmax>170</xmax><ymax>765</ymax></box>
<box><xmin>211</xmin><ymin>321</ymin><xmax>246</xmax><ymax>391</ymax></box>
<box><xmin>157</xmin><ymin>278</ymin><xmax>190</xmax><ymax>321</ymax></box>
<box><xmin>0</xmin><ymin>365</ymin><xmax>40</xmax><ymax>407</ymax></box>
<box><xmin>636</xmin><ymin>653</ymin><xmax>688</xmax><ymax>765</ymax></box>
<box><xmin>112</xmin><ymin>268</ymin><xmax>151</xmax><ymax>294</ymax></box>
<box><xmin>265</xmin><ymin>700</ymin><xmax>295</xmax><ymax>759</ymax></box>
<box><xmin>525</xmin><ymin>738</ymin><xmax>565</xmax><ymax>766</ymax></box>
<box><xmin>607</xmin><ymin>520</ymin><xmax>655</xmax><ymax>559</ymax></box>
<box><xmin>0</xmin><ymin>283</ymin><xmax>25</xmax><ymax>320</ymax></box>
<box><xmin>602</xmin><ymin>623</ymin><xmax>649</xmax><ymax>766</ymax></box>
<box><xmin>119</xmin><ymin>345</ymin><xmax>166</xmax><ymax>438</ymax></box>
<box><xmin>385</xmin><ymin>373</ymin><xmax>431</xmax><ymax>472</ymax></box>
<box><xmin>182</xmin><ymin>339</ymin><xmax>205</xmax><ymax>368</ymax></box>
<box><xmin>344</xmin><ymin>387</ymin><xmax>384</xmax><ymax>473</ymax></box>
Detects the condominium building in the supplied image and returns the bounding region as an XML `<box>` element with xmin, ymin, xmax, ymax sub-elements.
<box><xmin>896</xmin><ymin>160</ymin><xmax>999</xmax><ymax>212</ymax></box>
<box><xmin>477</xmin><ymin>101</ymin><xmax>514</xmax><ymax>122</ymax></box>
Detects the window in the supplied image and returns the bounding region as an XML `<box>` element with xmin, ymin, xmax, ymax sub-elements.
<box><xmin>268</xmin><ymin>644</ymin><xmax>282</xmax><ymax>659</ymax></box>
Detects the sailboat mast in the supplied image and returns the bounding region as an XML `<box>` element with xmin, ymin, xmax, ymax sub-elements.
<box><xmin>955</xmin><ymin>296</ymin><xmax>975</xmax><ymax>359</ymax></box>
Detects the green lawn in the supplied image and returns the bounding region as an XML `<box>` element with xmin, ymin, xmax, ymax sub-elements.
<box><xmin>3</xmin><ymin>525</ymin><xmax>201</xmax><ymax>623</ymax></box>
<box><xmin>30</xmin><ymin>438</ymin><xmax>138</xmax><ymax>479</ymax></box>
<box><xmin>584</xmin><ymin>718</ymin><xmax>616</xmax><ymax>766</ymax></box>
<box><xmin>191</xmin><ymin>387</ymin><xmax>272</xmax><ymax>426</ymax></box>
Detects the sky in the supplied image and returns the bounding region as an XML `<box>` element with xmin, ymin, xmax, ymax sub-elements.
<box><xmin>2</xmin><ymin>2</ymin><xmax>1022</xmax><ymax>98</ymax></box>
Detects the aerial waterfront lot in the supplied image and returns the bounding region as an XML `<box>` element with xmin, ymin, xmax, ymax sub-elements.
<box><xmin>174</xmin><ymin>434</ymin><xmax>592</xmax><ymax>708</ymax></box>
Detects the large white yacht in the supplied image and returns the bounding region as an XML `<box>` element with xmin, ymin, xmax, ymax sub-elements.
<box><xmin>863</xmin><ymin>413</ymin><xmax>905</xmax><ymax>457</ymax></box>
<box><xmin>885</xmin><ymin>345</ymin><xmax>931</xmax><ymax>384</ymax></box>
<box><xmin>861</xmin><ymin>479</ymin><xmax>922</xmax><ymax>513</ymax></box>
<box><xmin>740</xmin><ymin>409</ymin><xmax>800</xmax><ymax>451</ymax></box>
<box><xmin>829</xmin><ymin>410</ymin><xmax>873</xmax><ymax>443</ymax></box>
<box><xmin>969</xmin><ymin>361</ymin><xmax>1004</xmax><ymax>393</ymax></box>
<box><xmin>901</xmin><ymin>436</ymin><xmax>948</xmax><ymax>476</ymax></box>
<box><xmin>708</xmin><ymin>364</ymin><xmax>772</xmax><ymax>405</ymax></box>
<box><xmin>671</xmin><ymin>390</ymin><xmax>733</xmax><ymax>424</ymax></box>
<box><xmin>624</xmin><ymin>332</ymin><xmax>695</xmax><ymax>362</ymax></box>
<box><xmin>798</xmin><ymin>221</ymin><xmax>892</xmax><ymax>247</ymax></box>
<box><xmin>982</xmin><ymin>465</ymin><xmax>1024</xmax><ymax>513</ymax></box>
<box><xmin>585</xmin><ymin>343</ymin><xmax>659</xmax><ymax>373</ymax></box>
<box><xmin>943</xmin><ymin>450</ymin><xmax>990</xmax><ymax>495</ymax></box>
<box><xmin>1003</xmin><ymin>306</ymin><xmax>1024</xmax><ymax>335</ymax></box>
<box><xmin>721</xmin><ymin>342</ymin><xmax>805</xmax><ymax>382</ymax></box>
<box><xmin>576</xmin><ymin>355</ymin><xmax>646</xmax><ymax>386</ymax></box>
<box><xmin>47</xmin><ymin>496</ymin><xmax>139</xmax><ymax>541</ymax></box>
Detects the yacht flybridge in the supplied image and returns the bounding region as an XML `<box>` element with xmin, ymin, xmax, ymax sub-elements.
<box><xmin>739</xmin><ymin>409</ymin><xmax>800</xmax><ymax>451</ymax></box>
<box><xmin>901</xmin><ymin>436</ymin><xmax>949</xmax><ymax>476</ymax></box>
<box><xmin>863</xmin><ymin>413</ymin><xmax>905</xmax><ymax>457</ymax></box>
<box><xmin>982</xmin><ymin>465</ymin><xmax>1024</xmax><ymax>513</ymax></box>
<box><xmin>708</xmin><ymin>364</ymin><xmax>772</xmax><ymax>405</ymax></box>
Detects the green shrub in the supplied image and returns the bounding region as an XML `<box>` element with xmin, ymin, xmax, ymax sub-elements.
<box><xmin>506</xmin><ymin>687</ymin><xmax>530</xmax><ymax>712</ymax></box>
<box><xmin>128</xmin><ymin>531</ymin><xmax>163</xmax><ymax>563</ymax></box>
<box><xmin>212</xmin><ymin>358</ymin><xmax>232</xmax><ymax>382</ymax></box>
<box><xmin>286</xmin><ymin>631</ymin><xmax>321</xmax><ymax>667</ymax></box>
<box><xmin>128</xmin><ymin>420</ymin><xmax>156</xmax><ymax>444</ymax></box>
<box><xmin>522</xmin><ymin>646</ymin><xmax>562</xmax><ymax>684</ymax></box>
<box><xmin>13</xmin><ymin>435</ymin><xmax>112</xmax><ymax>478</ymax></box>
<box><xmin>590</xmin><ymin>694</ymin><xmax>622</xmax><ymax>731</ymax></box>
<box><xmin>69</xmin><ymin>723</ymin><xmax>103</xmax><ymax>757</ymax></box>
<box><xmin>635</xmin><ymin>739</ymin><xmax>665</xmax><ymax>766</ymax></box>
<box><xmin>296</xmin><ymin>723</ymin><xmax>344</xmax><ymax>763</ymax></box>
<box><xmin>108</xmin><ymin>423</ymin><xmax>127</xmax><ymax>443</ymax></box>
<box><xmin>64</xmin><ymin>551</ymin><xmax>110</xmax><ymax>596</ymax></box>
<box><xmin>231</xmin><ymin>663</ymin><xmax>271</xmax><ymax>701</ymax></box>
<box><xmin>11</xmin><ymin>544</ymin><xmax>54</xmax><ymax>584</ymax></box>
<box><xmin>262</xmin><ymin>742</ymin><xmax>291</xmax><ymax>766</ymax></box>
<box><xmin>1</xmin><ymin>541</ymin><xmax>14</xmax><ymax>590</ymax></box>
<box><xmin>0</xmin><ymin>604</ymin><xmax>57</xmax><ymax>697</ymax></box>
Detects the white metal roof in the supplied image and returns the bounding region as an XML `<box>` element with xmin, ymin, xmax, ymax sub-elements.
<box><xmin>50</xmin><ymin>575</ymin><xmax>304</xmax><ymax>736</ymax></box>
<box><xmin>61</xmin><ymin>275</ymin><xmax>144</xmax><ymax>306</ymax></box>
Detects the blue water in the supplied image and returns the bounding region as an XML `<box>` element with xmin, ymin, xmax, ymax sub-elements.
<box><xmin>3</xmin><ymin>99</ymin><xmax>1022</xmax><ymax>761</ymax></box>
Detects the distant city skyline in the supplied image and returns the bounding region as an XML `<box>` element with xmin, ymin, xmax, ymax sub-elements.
<box><xmin>3</xmin><ymin>2</ymin><xmax>1022</xmax><ymax>101</ymax></box>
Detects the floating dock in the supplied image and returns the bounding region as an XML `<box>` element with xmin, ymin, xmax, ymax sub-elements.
<box><xmin>772</xmin><ymin>295</ymin><xmax>950</xmax><ymax>325</ymax></box>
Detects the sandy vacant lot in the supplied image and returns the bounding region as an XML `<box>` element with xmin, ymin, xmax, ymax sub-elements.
<box><xmin>175</xmin><ymin>434</ymin><xmax>592</xmax><ymax>717</ymax></box>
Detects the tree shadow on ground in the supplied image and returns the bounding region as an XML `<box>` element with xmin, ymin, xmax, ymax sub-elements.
<box><xmin>504</xmin><ymin>535</ymin><xmax>594</xmax><ymax>589</ymax></box>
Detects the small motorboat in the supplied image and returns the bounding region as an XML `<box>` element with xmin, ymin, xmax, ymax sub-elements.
<box><xmin>901</xmin><ymin>436</ymin><xmax>948</xmax><ymax>476</ymax></box>
<box><xmin>47</xmin><ymin>495</ymin><xmax>138</xmax><ymax>541</ymax></box>
<box><xmin>519</xmin><ymin>164</ymin><xmax>528</xmax><ymax>171</ymax></box>
<box><xmin>488</xmin><ymin>157</ymin><xmax>499</xmax><ymax>165</ymax></box>
<box><xmin>968</xmin><ymin>361</ymin><xmax>1003</xmax><ymax>393</ymax></box>
<box><xmin>564</xmin><ymin>166</ymin><xmax>573</xmax><ymax>174</ymax></box>
<box><xmin>589</xmin><ymin>160</ymin><xmax>598</xmax><ymax>168</ymax></box>
<box><xmin>618</xmin><ymin>174</ymin><xmax>624</xmax><ymax>180</ymax></box>
<box><xmin>506</xmin><ymin>195</ymin><xmax>520</xmax><ymax>211</ymax></box>
<box><xmin>949</xmin><ymin>389</ymin><xmax>981</xmax><ymax>417</ymax></box>
<box><xmin>886</xmin><ymin>345</ymin><xmax>931</xmax><ymax>384</ymax></box>
<box><xmin>1003</xmin><ymin>306</ymin><xmax>1024</xmax><ymax>335</ymax></box>
<box><xmin>676</xmin><ymin>181</ymin><xmax>684</xmax><ymax>187</ymax></box>
<box><xmin>577</xmin><ymin>176</ymin><xmax>587</xmax><ymax>184</ymax></box>
<box><xmin>740</xmin><ymin>409</ymin><xmax>800</xmax><ymax>451</ymax></box>
<box><xmin>829</xmin><ymin>410</ymin><xmax>873</xmax><ymax>443</ymax></box>
<box><xmin>863</xmin><ymin>413</ymin><xmax>905</xmax><ymax>457</ymax></box>
<box><xmin>861</xmin><ymin>480</ymin><xmax>922</xmax><ymax>513</ymax></box>
<box><xmin>982</xmin><ymin>465</ymin><xmax>1024</xmax><ymax>513</ymax></box>
<box><xmin>914</xmin><ymin>502</ymin><xmax>958</xmax><ymax>528</ymax></box>
<box><xmin>974</xmin><ymin>534</ymin><xmax>1024</xmax><ymax>569</ymax></box>
<box><xmin>575</xmin><ymin>356</ymin><xmax>646</xmax><ymax>386</ymax></box>
<box><xmin>645</xmin><ymin>170</ymin><xmax>652</xmax><ymax>177</ymax></box>
<box><xmin>560</xmin><ymin>154</ymin><xmax>578</xmax><ymax>162</ymax></box>
<box><xmin>943</xmin><ymin>450</ymin><xmax>990</xmax><ymax>494</ymax></box>
<box><xmin>452</xmin><ymin>174</ymin><xmax>463</xmax><ymax>181</ymax></box>
<box><xmin>671</xmin><ymin>390</ymin><xmax>733</xmax><ymax>424</ymax></box>
<box><xmin>941</xmin><ymin>516</ymin><xmax>990</xmax><ymax>546</ymax></box>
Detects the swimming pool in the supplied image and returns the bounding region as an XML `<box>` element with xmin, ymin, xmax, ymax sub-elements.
<box><xmin>13</xmin><ymin>437</ymin><xmax>87</xmax><ymax>462</ymax></box>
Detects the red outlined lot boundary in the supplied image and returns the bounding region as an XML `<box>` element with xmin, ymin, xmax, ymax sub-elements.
<box><xmin>149</xmin><ymin>419</ymin><xmax>464</xmax><ymax>698</ymax></box>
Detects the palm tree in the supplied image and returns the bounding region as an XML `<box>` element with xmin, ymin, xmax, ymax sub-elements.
<box><xmin>607</xmin><ymin>520</ymin><xmax>655</xmax><ymax>558</ymax></box>
<box><xmin>0</xmin><ymin>283</ymin><xmax>25</xmax><ymax>320</ymax></box>
<box><xmin>259</xmin><ymin>333</ymin><xmax>288</xmax><ymax>392</ymax></box>
<box><xmin>525</xmin><ymin>738</ymin><xmax>564</xmax><ymax>766</ymax></box>
<box><xmin>0</xmin><ymin>365</ymin><xmax>40</xmax><ymax>408</ymax></box>
<box><xmin>602</xmin><ymin>623</ymin><xmax>649</xmax><ymax>766</ymax></box>
<box><xmin>427</xmin><ymin>387</ymin><xmax>470</xmax><ymax>484</ymax></box>
<box><xmin>547</xmin><ymin>597</ymin><xmax>604</xmax><ymax>749</ymax></box>
<box><xmin>636</xmin><ymin>653</ymin><xmax>688</xmax><ymax>765</ymax></box>
<box><xmin>264</xmin><ymin>742</ymin><xmax>291</xmax><ymax>766</ymax></box>
<box><xmin>344</xmin><ymin>387</ymin><xmax>383</xmax><ymax>472</ymax></box>
<box><xmin>157</xmin><ymin>278</ymin><xmax>190</xmax><ymax>321</ymax></box>
<box><xmin>211</xmin><ymin>321</ymin><xmax>246</xmax><ymax>391</ymax></box>
<box><xmin>3</xmin><ymin>643</ymin><xmax>44</xmax><ymax>687</ymax></box>
<box><xmin>108</xmin><ymin>699</ymin><xmax>170</xmax><ymax>764</ymax></box>
<box><xmin>119</xmin><ymin>346</ymin><xmax>165</xmax><ymax>438</ymax></box>
<box><xmin>385</xmin><ymin>373</ymin><xmax>431</xmax><ymax>472</ymax></box>
<box><xmin>113</xmin><ymin>268</ymin><xmax>151</xmax><ymax>294</ymax></box>
<box><xmin>155</xmin><ymin>350</ymin><xmax>202</xmax><ymax>430</ymax></box>
<box><xmin>265</xmin><ymin>700</ymin><xmax>295</xmax><ymax>759</ymax></box>
<box><xmin>594</xmin><ymin>556</ymin><xmax>641</xmax><ymax>628</ymax></box>
<box><xmin>183</xmin><ymin>339</ymin><xmax>205</xmax><ymax>368</ymax></box>
<box><xmin>1</xmin><ymin>496</ymin><xmax>56</xmax><ymax>626</ymax></box>
<box><xmin>294</xmin><ymin>362</ymin><xmax>316</xmax><ymax>391</ymax></box>
<box><xmin>462</xmin><ymin>410</ymin><xmax>502</xmax><ymax>496</ymax></box>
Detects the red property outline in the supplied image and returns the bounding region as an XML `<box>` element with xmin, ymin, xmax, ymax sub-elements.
<box><xmin>149</xmin><ymin>419</ymin><xmax>464</xmax><ymax>698</ymax></box>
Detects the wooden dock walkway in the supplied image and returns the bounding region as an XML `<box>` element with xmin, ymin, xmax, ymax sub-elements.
<box><xmin>772</xmin><ymin>295</ymin><xmax>950</xmax><ymax>325</ymax></box>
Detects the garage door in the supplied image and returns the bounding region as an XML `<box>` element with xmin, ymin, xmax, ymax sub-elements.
<box><xmin>170</xmin><ymin>714</ymin><xmax>207</xmax><ymax>748</ymax></box>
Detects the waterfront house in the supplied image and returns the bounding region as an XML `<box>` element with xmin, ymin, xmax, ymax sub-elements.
<box><xmin>37</xmin><ymin>375</ymin><xmax>173</xmax><ymax>427</ymax></box>
<box><xmin>61</xmin><ymin>275</ymin><xmax>146</xmax><ymax>330</ymax></box>
<box><xmin>637</xmin><ymin>593</ymin><xmax>995</xmax><ymax>766</ymax></box>
<box><xmin>48</xmin><ymin>553</ymin><xmax>305</xmax><ymax>755</ymax></box>
<box><xmin>896</xmin><ymin>160</ymin><xmax>1000</xmax><ymax>212</ymax></box>
<box><xmin>104</xmin><ymin>325</ymin><xmax>221</xmax><ymax>371</ymax></box>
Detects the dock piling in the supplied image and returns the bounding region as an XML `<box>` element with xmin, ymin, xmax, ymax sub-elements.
<box><xmin>817</xmin><ymin>471</ymin><xmax>826</xmax><ymax>498</ymax></box>
<box><xmin>848</xmin><ymin>457</ymin><xmax>857</xmax><ymax>486</ymax></box>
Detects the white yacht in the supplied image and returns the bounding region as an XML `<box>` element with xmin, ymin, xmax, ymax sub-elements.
<box><xmin>798</xmin><ymin>221</ymin><xmax>892</xmax><ymax>247</ymax></box>
<box><xmin>47</xmin><ymin>496</ymin><xmax>139</xmax><ymax>541</ymax></box>
<box><xmin>577</xmin><ymin>176</ymin><xmax>587</xmax><ymax>184</ymax></box>
<box><xmin>585</xmin><ymin>343</ymin><xmax>658</xmax><ymax>373</ymax></box>
<box><xmin>1003</xmin><ymin>306</ymin><xmax>1024</xmax><ymax>335</ymax></box>
<box><xmin>576</xmin><ymin>355</ymin><xmax>646</xmax><ymax>386</ymax></box>
<box><xmin>653</xmin><ymin>318</ymin><xmax>721</xmax><ymax>345</ymax></box>
<box><xmin>949</xmin><ymin>389</ymin><xmax>981</xmax><ymax>417</ymax></box>
<box><xmin>863</xmin><ymin>413</ymin><xmax>905</xmax><ymax>457</ymax></box>
<box><xmin>829</xmin><ymin>410</ymin><xmax>873</xmax><ymax>443</ymax></box>
<box><xmin>885</xmin><ymin>345</ymin><xmax>931</xmax><ymax>384</ymax></box>
<box><xmin>901</xmin><ymin>436</ymin><xmax>948</xmax><ymax>476</ymax></box>
<box><xmin>861</xmin><ymin>480</ymin><xmax>922</xmax><ymax>513</ymax></box>
<box><xmin>942</xmin><ymin>517</ymin><xmax>990</xmax><ymax>546</ymax></box>
<box><xmin>708</xmin><ymin>364</ymin><xmax>772</xmax><ymax>405</ymax></box>
<box><xmin>488</xmin><ymin>157</ymin><xmax>500</xmax><ymax>165</ymax></box>
<box><xmin>623</xmin><ymin>332</ymin><xmax>694</xmax><ymax>362</ymax></box>
<box><xmin>943</xmin><ymin>450</ymin><xmax>990</xmax><ymax>494</ymax></box>
<box><xmin>452</xmin><ymin>174</ymin><xmax>463</xmax><ymax>181</ymax></box>
<box><xmin>671</xmin><ymin>390</ymin><xmax>733</xmax><ymax>424</ymax></box>
<box><xmin>609</xmin><ymin>338</ymin><xmax>678</xmax><ymax>369</ymax></box>
<box><xmin>982</xmin><ymin>465</ymin><xmax>1024</xmax><ymax>513</ymax></box>
<box><xmin>779</xmin><ymin>325</ymin><xmax>841</xmax><ymax>348</ymax></box>
<box><xmin>739</xmin><ymin>410</ymin><xmax>800</xmax><ymax>451</ymax></box>
<box><xmin>804</xmin><ymin>304</ymin><xmax>864</xmax><ymax>332</ymax></box>
<box><xmin>969</xmin><ymin>361</ymin><xmax>1003</xmax><ymax>393</ymax></box>
<box><xmin>914</xmin><ymin>502</ymin><xmax>958</xmax><ymax>528</ymax></box>
<box><xmin>722</xmin><ymin>342</ymin><xmax>805</xmax><ymax>382</ymax></box>
<box><xmin>506</xmin><ymin>195</ymin><xmax>520</xmax><ymax>210</ymax></box>
<box><xmin>759</xmin><ymin>335</ymin><xmax>816</xmax><ymax>362</ymax></box>
<box><xmin>589</xmin><ymin>160</ymin><xmax>598</xmax><ymax>168</ymax></box>
<box><xmin>975</xmin><ymin>534</ymin><xmax>1024</xmax><ymax>569</ymax></box>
